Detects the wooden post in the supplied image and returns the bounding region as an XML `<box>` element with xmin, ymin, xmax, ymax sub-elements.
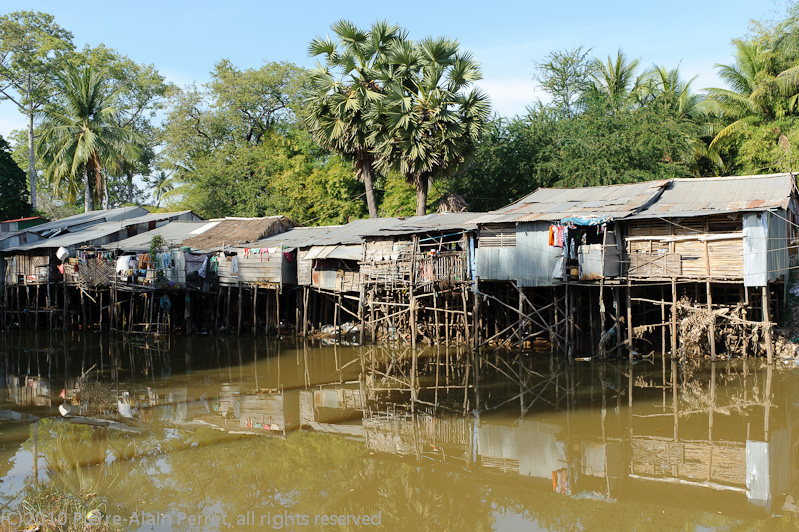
<box><xmin>706</xmin><ymin>280</ymin><xmax>715</xmax><ymax>361</ymax></box>
<box><xmin>264</xmin><ymin>288</ymin><xmax>271</xmax><ymax>336</ymax></box>
<box><xmin>740</xmin><ymin>286</ymin><xmax>748</xmax><ymax>358</ymax></box>
<box><xmin>35</xmin><ymin>284</ymin><xmax>40</xmax><ymax>330</ymax></box>
<box><xmin>225</xmin><ymin>285</ymin><xmax>232</xmax><ymax>333</ymax></box>
<box><xmin>252</xmin><ymin>286</ymin><xmax>258</xmax><ymax>337</ymax></box>
<box><xmin>598</xmin><ymin>280</ymin><xmax>605</xmax><ymax>357</ymax></box>
<box><xmin>302</xmin><ymin>286</ymin><xmax>309</xmax><ymax>337</ymax></box>
<box><xmin>275</xmin><ymin>289</ymin><xmax>281</xmax><ymax>337</ymax></box>
<box><xmin>660</xmin><ymin>286</ymin><xmax>666</xmax><ymax>357</ymax></box>
<box><xmin>626</xmin><ymin>277</ymin><xmax>633</xmax><ymax>360</ymax></box>
<box><xmin>671</xmin><ymin>278</ymin><xmax>678</xmax><ymax>358</ymax></box>
<box><xmin>237</xmin><ymin>284</ymin><xmax>243</xmax><ymax>336</ymax></box>
<box><xmin>762</xmin><ymin>285</ymin><xmax>773</xmax><ymax>363</ymax></box>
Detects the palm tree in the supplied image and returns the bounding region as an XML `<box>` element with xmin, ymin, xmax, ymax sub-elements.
<box><xmin>588</xmin><ymin>50</ymin><xmax>644</xmax><ymax>110</ymax></box>
<box><xmin>37</xmin><ymin>63</ymin><xmax>141</xmax><ymax>212</ymax></box>
<box><xmin>143</xmin><ymin>170</ymin><xmax>174</xmax><ymax>208</ymax></box>
<box><xmin>370</xmin><ymin>36</ymin><xmax>490</xmax><ymax>216</ymax></box>
<box><xmin>306</xmin><ymin>20</ymin><xmax>404</xmax><ymax>218</ymax></box>
<box><xmin>641</xmin><ymin>65</ymin><xmax>725</xmax><ymax>174</ymax></box>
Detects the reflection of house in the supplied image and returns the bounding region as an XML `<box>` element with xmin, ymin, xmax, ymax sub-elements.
<box><xmin>363</xmin><ymin>411</ymin><xmax>472</xmax><ymax>461</ymax></box>
<box><xmin>238</xmin><ymin>390</ymin><xmax>300</xmax><ymax>434</ymax></box>
<box><xmin>477</xmin><ymin>421</ymin><xmax>568</xmax><ymax>477</ymax></box>
<box><xmin>299</xmin><ymin>385</ymin><xmax>364</xmax><ymax>427</ymax></box>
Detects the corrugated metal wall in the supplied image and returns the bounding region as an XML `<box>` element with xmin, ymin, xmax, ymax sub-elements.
<box><xmin>476</xmin><ymin>222</ymin><xmax>562</xmax><ymax>287</ymax></box>
<box><xmin>744</xmin><ymin>211</ymin><xmax>788</xmax><ymax>286</ymax></box>
<box><xmin>767</xmin><ymin>209</ymin><xmax>789</xmax><ymax>283</ymax></box>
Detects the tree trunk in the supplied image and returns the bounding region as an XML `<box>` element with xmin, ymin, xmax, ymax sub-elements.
<box><xmin>357</xmin><ymin>154</ymin><xmax>379</xmax><ymax>218</ymax></box>
<box><xmin>127</xmin><ymin>170</ymin><xmax>134</xmax><ymax>204</ymax></box>
<box><xmin>362</xmin><ymin>165</ymin><xmax>378</xmax><ymax>218</ymax></box>
<box><xmin>27</xmin><ymin>100</ymin><xmax>37</xmax><ymax>211</ymax></box>
<box><xmin>415</xmin><ymin>176</ymin><xmax>428</xmax><ymax>216</ymax></box>
<box><xmin>84</xmin><ymin>169</ymin><xmax>93</xmax><ymax>212</ymax></box>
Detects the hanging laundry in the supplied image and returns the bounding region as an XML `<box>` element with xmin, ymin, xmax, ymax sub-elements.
<box><xmin>231</xmin><ymin>255</ymin><xmax>239</xmax><ymax>274</ymax></box>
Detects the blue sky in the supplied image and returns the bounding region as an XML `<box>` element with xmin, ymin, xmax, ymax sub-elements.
<box><xmin>0</xmin><ymin>0</ymin><xmax>789</xmax><ymax>138</ymax></box>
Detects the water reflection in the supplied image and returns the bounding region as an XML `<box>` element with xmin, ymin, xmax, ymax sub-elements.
<box><xmin>0</xmin><ymin>331</ymin><xmax>797</xmax><ymax>530</ymax></box>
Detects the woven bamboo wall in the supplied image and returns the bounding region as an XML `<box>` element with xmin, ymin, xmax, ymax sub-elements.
<box><xmin>626</xmin><ymin>217</ymin><xmax>744</xmax><ymax>279</ymax></box>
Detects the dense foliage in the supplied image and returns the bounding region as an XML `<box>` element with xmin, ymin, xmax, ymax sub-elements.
<box><xmin>0</xmin><ymin>134</ymin><xmax>32</xmax><ymax>219</ymax></box>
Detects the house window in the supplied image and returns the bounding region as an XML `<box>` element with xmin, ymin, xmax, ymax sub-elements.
<box><xmin>480</xmin><ymin>226</ymin><xmax>516</xmax><ymax>248</ymax></box>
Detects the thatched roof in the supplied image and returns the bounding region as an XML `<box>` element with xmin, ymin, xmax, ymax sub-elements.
<box><xmin>181</xmin><ymin>216</ymin><xmax>295</xmax><ymax>251</ymax></box>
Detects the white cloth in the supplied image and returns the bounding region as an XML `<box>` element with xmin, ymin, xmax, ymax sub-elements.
<box><xmin>116</xmin><ymin>255</ymin><xmax>131</xmax><ymax>272</ymax></box>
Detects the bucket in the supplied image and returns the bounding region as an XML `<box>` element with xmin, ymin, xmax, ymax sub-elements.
<box><xmin>56</xmin><ymin>247</ymin><xmax>69</xmax><ymax>262</ymax></box>
<box><xmin>569</xmin><ymin>266</ymin><xmax>579</xmax><ymax>277</ymax></box>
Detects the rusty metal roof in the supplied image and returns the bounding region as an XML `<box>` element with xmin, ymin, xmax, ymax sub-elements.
<box><xmin>626</xmin><ymin>173</ymin><xmax>796</xmax><ymax>220</ymax></box>
<box><xmin>473</xmin><ymin>180</ymin><xmax>669</xmax><ymax>225</ymax></box>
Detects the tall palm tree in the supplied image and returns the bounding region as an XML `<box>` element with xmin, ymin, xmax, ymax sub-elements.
<box><xmin>588</xmin><ymin>50</ymin><xmax>644</xmax><ymax>110</ymax></box>
<box><xmin>143</xmin><ymin>170</ymin><xmax>174</xmax><ymax>208</ymax></box>
<box><xmin>306</xmin><ymin>20</ymin><xmax>404</xmax><ymax>218</ymax></box>
<box><xmin>37</xmin><ymin>63</ymin><xmax>141</xmax><ymax>212</ymax></box>
<box><xmin>370</xmin><ymin>36</ymin><xmax>490</xmax><ymax>216</ymax></box>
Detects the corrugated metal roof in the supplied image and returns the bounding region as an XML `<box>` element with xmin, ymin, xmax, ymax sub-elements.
<box><xmin>473</xmin><ymin>180</ymin><xmax>669</xmax><ymax>225</ymax></box>
<box><xmin>303</xmin><ymin>244</ymin><xmax>363</xmax><ymax>261</ymax></box>
<box><xmin>8</xmin><ymin>221</ymin><xmax>128</xmax><ymax>251</ymax></box>
<box><xmin>365</xmin><ymin>212</ymin><xmax>485</xmax><ymax>235</ymax></box>
<box><xmin>6</xmin><ymin>211</ymin><xmax>200</xmax><ymax>252</ymax></box>
<box><xmin>32</xmin><ymin>206</ymin><xmax>149</xmax><ymax>234</ymax></box>
<box><xmin>101</xmin><ymin>221</ymin><xmax>210</xmax><ymax>251</ymax></box>
<box><xmin>626</xmin><ymin>173</ymin><xmax>796</xmax><ymax>220</ymax></box>
<box><xmin>246</xmin><ymin>214</ymin><xmax>485</xmax><ymax>250</ymax></box>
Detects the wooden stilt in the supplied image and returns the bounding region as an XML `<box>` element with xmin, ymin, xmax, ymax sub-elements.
<box><xmin>253</xmin><ymin>286</ymin><xmax>258</xmax><ymax>337</ymax></box>
<box><xmin>302</xmin><ymin>286</ymin><xmax>309</xmax><ymax>337</ymax></box>
<box><xmin>762</xmin><ymin>285</ymin><xmax>773</xmax><ymax>363</ymax></box>
<box><xmin>237</xmin><ymin>284</ymin><xmax>243</xmax><ymax>336</ymax></box>
<box><xmin>740</xmin><ymin>286</ymin><xmax>748</xmax><ymax>358</ymax></box>
<box><xmin>706</xmin><ymin>279</ymin><xmax>716</xmax><ymax>361</ymax></box>
<box><xmin>225</xmin><ymin>285</ymin><xmax>232</xmax><ymax>333</ymax></box>
<box><xmin>671</xmin><ymin>278</ymin><xmax>678</xmax><ymax>358</ymax></box>
<box><xmin>275</xmin><ymin>290</ymin><xmax>280</xmax><ymax>337</ymax></box>
<box><xmin>626</xmin><ymin>278</ymin><xmax>633</xmax><ymax>359</ymax></box>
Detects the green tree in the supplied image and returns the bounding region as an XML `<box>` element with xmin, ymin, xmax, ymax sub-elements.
<box><xmin>142</xmin><ymin>170</ymin><xmax>174</xmax><ymax>208</ymax></box>
<box><xmin>540</xmin><ymin>101</ymin><xmax>694</xmax><ymax>186</ymax></box>
<box><xmin>0</xmin><ymin>134</ymin><xmax>32</xmax><ymax>219</ymax></box>
<box><xmin>306</xmin><ymin>19</ymin><xmax>404</xmax><ymax>218</ymax></box>
<box><xmin>370</xmin><ymin>35</ymin><xmax>490</xmax><ymax>216</ymax></box>
<box><xmin>79</xmin><ymin>44</ymin><xmax>175</xmax><ymax>203</ymax></box>
<box><xmin>37</xmin><ymin>62</ymin><xmax>142</xmax><ymax>212</ymax></box>
<box><xmin>588</xmin><ymin>49</ymin><xmax>644</xmax><ymax>111</ymax></box>
<box><xmin>533</xmin><ymin>46</ymin><xmax>592</xmax><ymax>118</ymax></box>
<box><xmin>0</xmin><ymin>10</ymin><xmax>74</xmax><ymax>210</ymax></box>
<box><xmin>161</xmin><ymin>60</ymin><xmax>306</xmax><ymax>184</ymax></box>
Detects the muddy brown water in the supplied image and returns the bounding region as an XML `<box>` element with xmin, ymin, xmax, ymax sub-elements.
<box><xmin>0</xmin><ymin>331</ymin><xmax>797</xmax><ymax>531</ymax></box>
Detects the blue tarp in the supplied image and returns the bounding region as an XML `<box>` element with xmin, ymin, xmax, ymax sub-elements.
<box><xmin>560</xmin><ymin>216</ymin><xmax>612</xmax><ymax>226</ymax></box>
